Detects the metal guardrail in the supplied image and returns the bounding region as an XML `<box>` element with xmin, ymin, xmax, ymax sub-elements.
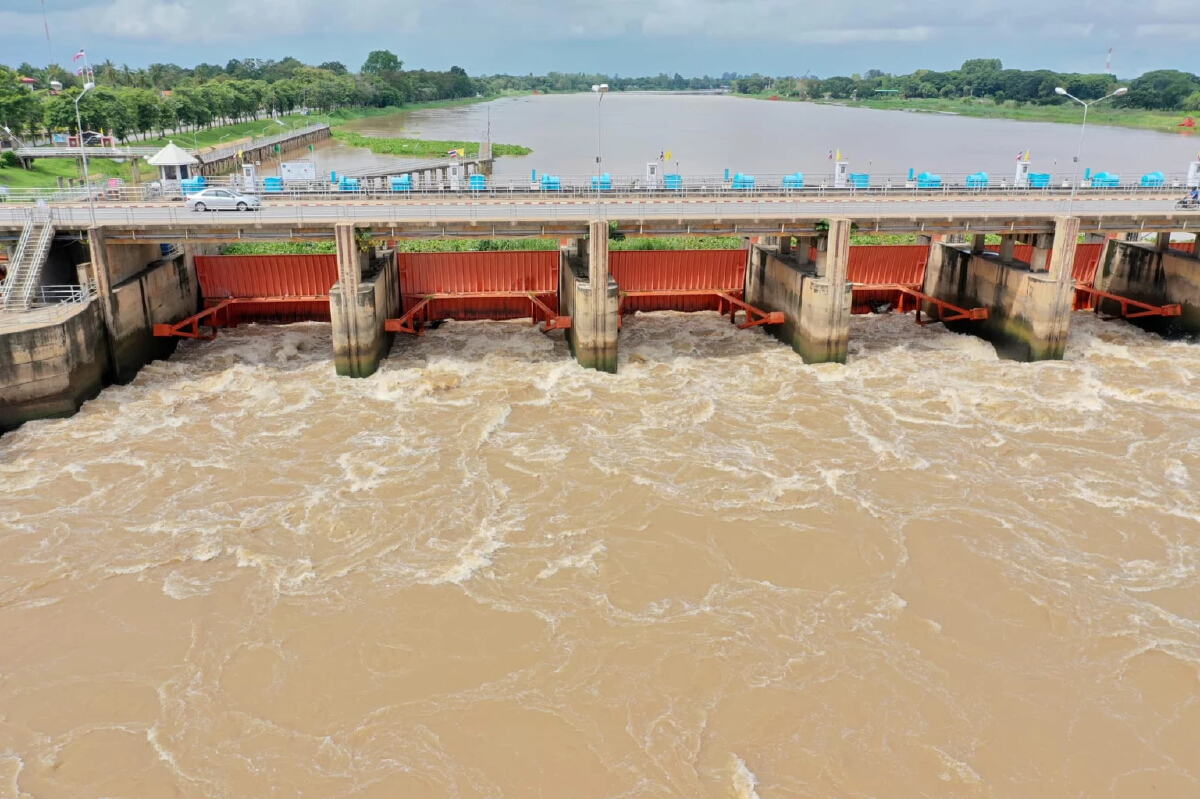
<box><xmin>0</xmin><ymin>282</ymin><xmax>96</xmax><ymax>333</ymax></box>
<box><xmin>197</xmin><ymin>123</ymin><xmax>330</xmax><ymax>164</ymax></box>
<box><xmin>13</xmin><ymin>145</ymin><xmax>163</xmax><ymax>158</ymax></box>
<box><xmin>0</xmin><ymin>172</ymin><xmax>1195</xmax><ymax>206</ymax></box>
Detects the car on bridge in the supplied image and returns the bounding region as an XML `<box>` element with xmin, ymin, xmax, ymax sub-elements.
<box><xmin>186</xmin><ymin>188</ymin><xmax>262</xmax><ymax>212</ymax></box>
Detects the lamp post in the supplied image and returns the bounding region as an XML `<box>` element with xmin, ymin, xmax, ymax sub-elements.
<box><xmin>591</xmin><ymin>83</ymin><xmax>608</xmax><ymax>197</ymax></box>
<box><xmin>74</xmin><ymin>79</ymin><xmax>97</xmax><ymax>226</ymax></box>
<box><xmin>1054</xmin><ymin>85</ymin><xmax>1128</xmax><ymax>214</ymax></box>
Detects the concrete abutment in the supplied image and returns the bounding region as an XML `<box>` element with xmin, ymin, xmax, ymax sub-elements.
<box><xmin>744</xmin><ymin>218</ymin><xmax>851</xmax><ymax>364</ymax></box>
<box><xmin>922</xmin><ymin>216</ymin><xmax>1078</xmax><ymax>361</ymax></box>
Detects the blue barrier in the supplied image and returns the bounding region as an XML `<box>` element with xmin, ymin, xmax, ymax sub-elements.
<box><xmin>390</xmin><ymin>175</ymin><xmax>413</xmax><ymax>192</ymax></box>
<box><xmin>180</xmin><ymin>176</ymin><xmax>206</xmax><ymax>196</ymax></box>
<box><xmin>1028</xmin><ymin>173</ymin><xmax>1051</xmax><ymax>188</ymax></box>
<box><xmin>664</xmin><ymin>174</ymin><xmax>683</xmax><ymax>191</ymax></box>
<box><xmin>540</xmin><ymin>174</ymin><xmax>561</xmax><ymax>191</ymax></box>
<box><xmin>848</xmin><ymin>173</ymin><xmax>870</xmax><ymax>188</ymax></box>
<box><xmin>590</xmin><ymin>173</ymin><xmax>612</xmax><ymax>191</ymax></box>
<box><xmin>782</xmin><ymin>172</ymin><xmax>804</xmax><ymax>189</ymax></box>
<box><xmin>469</xmin><ymin>174</ymin><xmax>486</xmax><ymax>191</ymax></box>
<box><xmin>917</xmin><ymin>172</ymin><xmax>942</xmax><ymax>189</ymax></box>
<box><xmin>965</xmin><ymin>172</ymin><xmax>989</xmax><ymax>188</ymax></box>
<box><xmin>732</xmin><ymin>172</ymin><xmax>756</xmax><ymax>190</ymax></box>
<box><xmin>263</xmin><ymin>177</ymin><xmax>283</xmax><ymax>193</ymax></box>
<box><xmin>1140</xmin><ymin>171</ymin><xmax>1165</xmax><ymax>188</ymax></box>
<box><xmin>338</xmin><ymin>177</ymin><xmax>360</xmax><ymax>191</ymax></box>
<box><xmin>1091</xmin><ymin>171</ymin><xmax>1120</xmax><ymax>188</ymax></box>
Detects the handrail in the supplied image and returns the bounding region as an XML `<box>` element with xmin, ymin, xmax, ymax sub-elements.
<box><xmin>0</xmin><ymin>220</ymin><xmax>34</xmax><ymax>307</ymax></box>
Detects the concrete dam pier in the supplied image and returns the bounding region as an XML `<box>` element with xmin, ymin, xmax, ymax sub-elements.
<box><xmin>2</xmin><ymin>210</ymin><xmax>1199</xmax><ymax>431</ymax></box>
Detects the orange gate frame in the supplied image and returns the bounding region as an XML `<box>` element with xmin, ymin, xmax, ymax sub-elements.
<box><xmin>617</xmin><ymin>289</ymin><xmax>783</xmax><ymax>329</ymax></box>
<box><xmin>153</xmin><ymin>296</ymin><xmax>328</xmax><ymax>339</ymax></box>
<box><xmin>385</xmin><ymin>291</ymin><xmax>570</xmax><ymax>336</ymax></box>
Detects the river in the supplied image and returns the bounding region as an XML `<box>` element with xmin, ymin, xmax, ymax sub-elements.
<box><xmin>2</xmin><ymin>310</ymin><xmax>1199</xmax><ymax>797</ymax></box>
<box><xmin>301</xmin><ymin>93</ymin><xmax>1200</xmax><ymax>181</ymax></box>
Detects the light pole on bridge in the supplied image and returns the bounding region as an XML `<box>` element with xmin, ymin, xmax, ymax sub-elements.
<box><xmin>591</xmin><ymin>83</ymin><xmax>608</xmax><ymax>198</ymax></box>
<box><xmin>74</xmin><ymin>79</ymin><xmax>97</xmax><ymax>227</ymax></box>
<box><xmin>1054</xmin><ymin>85</ymin><xmax>1127</xmax><ymax>215</ymax></box>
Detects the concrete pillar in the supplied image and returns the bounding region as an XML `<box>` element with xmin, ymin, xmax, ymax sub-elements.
<box><xmin>793</xmin><ymin>236</ymin><xmax>814</xmax><ymax>266</ymax></box>
<box><xmin>1047</xmin><ymin>216</ymin><xmax>1081</xmax><ymax>284</ymax></box>
<box><xmin>1029</xmin><ymin>231</ymin><xmax>1054</xmax><ymax>273</ymax></box>
<box><xmin>798</xmin><ymin>218</ymin><xmax>852</xmax><ymax>364</ymax></box>
<box><xmin>916</xmin><ymin>234</ymin><xmax>933</xmax><ymax>246</ymax></box>
<box><xmin>971</xmin><ymin>234</ymin><xmax>987</xmax><ymax>254</ymax></box>
<box><xmin>87</xmin><ymin>227</ymin><xmax>118</xmax><ymax>378</ymax></box>
<box><xmin>1157</xmin><ymin>231</ymin><xmax>1171</xmax><ymax>252</ymax></box>
<box><xmin>563</xmin><ymin>221</ymin><xmax>619</xmax><ymax>372</ymax></box>
<box><xmin>330</xmin><ymin>222</ymin><xmax>390</xmax><ymax>378</ymax></box>
<box><xmin>778</xmin><ymin>235</ymin><xmax>791</xmax><ymax>255</ymax></box>
<box><xmin>999</xmin><ymin>236</ymin><xmax>1016</xmax><ymax>263</ymax></box>
<box><xmin>130</xmin><ymin>157</ymin><xmax>140</xmax><ymax>186</ymax></box>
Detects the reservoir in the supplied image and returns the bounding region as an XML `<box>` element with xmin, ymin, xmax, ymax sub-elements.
<box><xmin>316</xmin><ymin>92</ymin><xmax>1200</xmax><ymax>180</ymax></box>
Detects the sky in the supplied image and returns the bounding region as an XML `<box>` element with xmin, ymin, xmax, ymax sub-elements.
<box><xmin>1</xmin><ymin>0</ymin><xmax>1198</xmax><ymax>78</ymax></box>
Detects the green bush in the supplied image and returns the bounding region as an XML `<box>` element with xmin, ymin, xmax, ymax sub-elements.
<box><xmin>0</xmin><ymin>151</ymin><xmax>19</xmax><ymax>169</ymax></box>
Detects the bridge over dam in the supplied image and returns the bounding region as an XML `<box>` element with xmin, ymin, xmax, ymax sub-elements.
<box><xmin>0</xmin><ymin>191</ymin><xmax>1197</xmax><ymax>430</ymax></box>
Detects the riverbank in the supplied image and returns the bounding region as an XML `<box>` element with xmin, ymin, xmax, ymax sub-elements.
<box><xmin>0</xmin><ymin>93</ymin><xmax>529</xmax><ymax>189</ymax></box>
<box><xmin>741</xmin><ymin>93</ymin><xmax>1193</xmax><ymax>134</ymax></box>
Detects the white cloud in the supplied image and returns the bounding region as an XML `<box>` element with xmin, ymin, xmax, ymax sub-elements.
<box><xmin>2</xmin><ymin>0</ymin><xmax>1199</xmax><ymax>70</ymax></box>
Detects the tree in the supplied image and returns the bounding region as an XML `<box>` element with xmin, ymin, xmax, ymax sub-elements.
<box><xmin>1184</xmin><ymin>91</ymin><xmax>1200</xmax><ymax>112</ymax></box>
<box><xmin>0</xmin><ymin>66</ymin><xmax>40</xmax><ymax>137</ymax></box>
<box><xmin>318</xmin><ymin>61</ymin><xmax>348</xmax><ymax>75</ymax></box>
<box><xmin>361</xmin><ymin>50</ymin><xmax>402</xmax><ymax>76</ymax></box>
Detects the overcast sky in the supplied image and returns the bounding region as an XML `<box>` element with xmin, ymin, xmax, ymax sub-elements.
<box><xmin>1</xmin><ymin>0</ymin><xmax>1197</xmax><ymax>77</ymax></box>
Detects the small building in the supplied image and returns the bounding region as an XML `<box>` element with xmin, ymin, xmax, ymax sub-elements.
<box><xmin>147</xmin><ymin>141</ymin><xmax>198</xmax><ymax>181</ymax></box>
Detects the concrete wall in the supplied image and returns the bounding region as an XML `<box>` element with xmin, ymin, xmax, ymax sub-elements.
<box><xmin>106</xmin><ymin>254</ymin><xmax>199</xmax><ymax>383</ymax></box>
<box><xmin>564</xmin><ymin>224</ymin><xmax>619</xmax><ymax>373</ymax></box>
<box><xmin>744</xmin><ymin>244</ymin><xmax>811</xmax><ymax>354</ymax></box>
<box><xmin>1096</xmin><ymin>241</ymin><xmax>1200</xmax><ymax>336</ymax></box>
<box><xmin>0</xmin><ymin>300</ymin><xmax>110</xmax><ymax>433</ymax></box>
<box><xmin>331</xmin><ymin>249</ymin><xmax>400</xmax><ymax>378</ymax></box>
<box><xmin>923</xmin><ymin>244</ymin><xmax>1072</xmax><ymax>361</ymax></box>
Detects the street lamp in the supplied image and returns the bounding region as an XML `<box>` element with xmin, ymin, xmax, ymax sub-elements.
<box><xmin>74</xmin><ymin>79</ymin><xmax>97</xmax><ymax>226</ymax></box>
<box><xmin>591</xmin><ymin>83</ymin><xmax>608</xmax><ymax>196</ymax></box>
<box><xmin>1055</xmin><ymin>85</ymin><xmax>1128</xmax><ymax>213</ymax></box>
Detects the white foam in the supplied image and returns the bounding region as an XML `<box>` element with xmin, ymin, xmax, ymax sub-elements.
<box><xmin>731</xmin><ymin>755</ymin><xmax>761</xmax><ymax>799</ymax></box>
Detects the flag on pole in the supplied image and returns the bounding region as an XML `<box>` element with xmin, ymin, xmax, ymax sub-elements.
<box><xmin>828</xmin><ymin>150</ymin><xmax>833</xmax><ymax>160</ymax></box>
<box><xmin>835</xmin><ymin>149</ymin><xmax>842</xmax><ymax>161</ymax></box>
<box><xmin>665</xmin><ymin>150</ymin><xmax>672</xmax><ymax>161</ymax></box>
<box><xmin>1024</xmin><ymin>149</ymin><xmax>1031</xmax><ymax>162</ymax></box>
<box><xmin>73</xmin><ymin>49</ymin><xmax>86</xmax><ymax>62</ymax></box>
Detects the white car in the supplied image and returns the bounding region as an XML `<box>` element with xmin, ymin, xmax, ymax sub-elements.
<box><xmin>186</xmin><ymin>188</ymin><xmax>262</xmax><ymax>212</ymax></box>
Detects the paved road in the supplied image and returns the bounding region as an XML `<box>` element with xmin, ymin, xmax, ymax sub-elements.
<box><xmin>0</xmin><ymin>195</ymin><xmax>1195</xmax><ymax>230</ymax></box>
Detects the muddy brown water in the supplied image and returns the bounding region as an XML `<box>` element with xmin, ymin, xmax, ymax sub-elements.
<box><xmin>2</xmin><ymin>311</ymin><xmax>1199</xmax><ymax>797</ymax></box>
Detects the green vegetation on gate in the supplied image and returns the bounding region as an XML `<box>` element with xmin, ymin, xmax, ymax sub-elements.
<box><xmin>330</xmin><ymin>130</ymin><xmax>531</xmax><ymax>159</ymax></box>
<box><xmin>219</xmin><ymin>239</ymin><xmax>559</xmax><ymax>255</ymax></box>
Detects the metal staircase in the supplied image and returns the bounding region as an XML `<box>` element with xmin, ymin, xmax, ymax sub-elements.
<box><xmin>1</xmin><ymin>216</ymin><xmax>55</xmax><ymax>311</ymax></box>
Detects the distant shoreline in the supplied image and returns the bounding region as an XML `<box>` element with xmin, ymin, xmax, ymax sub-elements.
<box><xmin>733</xmin><ymin>93</ymin><xmax>1195</xmax><ymax>135</ymax></box>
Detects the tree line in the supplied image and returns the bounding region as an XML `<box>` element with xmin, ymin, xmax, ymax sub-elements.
<box><xmin>0</xmin><ymin>50</ymin><xmax>478</xmax><ymax>143</ymax></box>
<box><xmin>732</xmin><ymin>59</ymin><xmax>1200</xmax><ymax>111</ymax></box>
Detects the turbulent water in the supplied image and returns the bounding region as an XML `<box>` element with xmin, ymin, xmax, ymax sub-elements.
<box><xmin>2</xmin><ymin>312</ymin><xmax>1199</xmax><ymax>798</ymax></box>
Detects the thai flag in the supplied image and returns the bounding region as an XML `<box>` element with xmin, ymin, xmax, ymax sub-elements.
<box><xmin>828</xmin><ymin>150</ymin><xmax>833</xmax><ymax>160</ymax></box>
<box><xmin>73</xmin><ymin>49</ymin><xmax>86</xmax><ymax>62</ymax></box>
<box><xmin>76</xmin><ymin>67</ymin><xmax>84</xmax><ymax>76</ymax></box>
